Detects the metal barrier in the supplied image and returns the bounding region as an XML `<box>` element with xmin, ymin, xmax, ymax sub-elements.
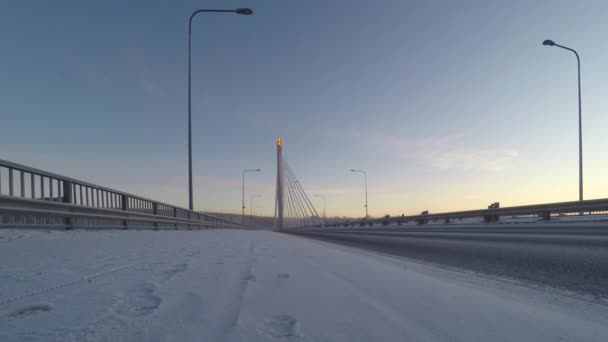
<box><xmin>294</xmin><ymin>198</ymin><xmax>608</xmax><ymax>230</ymax></box>
<box><xmin>0</xmin><ymin>159</ymin><xmax>241</xmax><ymax>230</ymax></box>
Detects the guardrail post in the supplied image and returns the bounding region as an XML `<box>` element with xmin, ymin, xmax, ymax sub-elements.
<box><xmin>121</xmin><ymin>195</ymin><xmax>128</xmax><ymax>229</ymax></box>
<box><xmin>153</xmin><ymin>203</ymin><xmax>159</xmax><ymax>229</ymax></box>
<box><xmin>62</xmin><ymin>181</ymin><xmax>73</xmax><ymax>229</ymax></box>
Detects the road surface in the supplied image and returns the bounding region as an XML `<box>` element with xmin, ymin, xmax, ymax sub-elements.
<box><xmin>291</xmin><ymin>223</ymin><xmax>608</xmax><ymax>299</ymax></box>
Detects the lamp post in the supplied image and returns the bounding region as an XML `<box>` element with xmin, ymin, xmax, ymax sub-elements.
<box><xmin>250</xmin><ymin>194</ymin><xmax>262</xmax><ymax>224</ymax></box>
<box><xmin>542</xmin><ymin>39</ymin><xmax>583</xmax><ymax>201</ymax></box>
<box><xmin>242</xmin><ymin>169</ymin><xmax>261</xmax><ymax>224</ymax></box>
<box><xmin>187</xmin><ymin>7</ymin><xmax>253</xmax><ymax>210</ymax></box>
<box><xmin>350</xmin><ymin>169</ymin><xmax>368</xmax><ymax>218</ymax></box>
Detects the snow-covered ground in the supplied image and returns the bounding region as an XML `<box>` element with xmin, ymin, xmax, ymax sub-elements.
<box><xmin>1</xmin><ymin>229</ymin><xmax>607</xmax><ymax>342</ymax></box>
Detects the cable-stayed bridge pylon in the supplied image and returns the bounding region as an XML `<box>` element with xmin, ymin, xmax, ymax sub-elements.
<box><xmin>274</xmin><ymin>137</ymin><xmax>323</xmax><ymax>230</ymax></box>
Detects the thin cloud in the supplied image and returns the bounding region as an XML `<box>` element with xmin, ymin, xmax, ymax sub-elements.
<box><xmin>70</xmin><ymin>62</ymin><xmax>112</xmax><ymax>89</ymax></box>
<box><xmin>305</xmin><ymin>186</ymin><xmax>362</xmax><ymax>195</ymax></box>
<box><xmin>367</xmin><ymin>133</ymin><xmax>519</xmax><ymax>172</ymax></box>
<box><xmin>431</xmin><ymin>149</ymin><xmax>519</xmax><ymax>171</ymax></box>
<box><xmin>126</xmin><ymin>47</ymin><xmax>166</xmax><ymax>98</ymax></box>
<box><xmin>70</xmin><ymin>47</ymin><xmax>166</xmax><ymax>98</ymax></box>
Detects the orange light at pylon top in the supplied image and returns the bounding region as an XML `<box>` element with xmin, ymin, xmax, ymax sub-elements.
<box><xmin>276</xmin><ymin>137</ymin><xmax>282</xmax><ymax>147</ymax></box>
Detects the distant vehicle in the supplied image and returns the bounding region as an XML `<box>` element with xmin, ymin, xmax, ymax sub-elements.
<box><xmin>382</xmin><ymin>215</ymin><xmax>390</xmax><ymax>226</ymax></box>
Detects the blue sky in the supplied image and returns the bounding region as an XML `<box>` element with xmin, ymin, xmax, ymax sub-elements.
<box><xmin>2</xmin><ymin>0</ymin><xmax>608</xmax><ymax>217</ymax></box>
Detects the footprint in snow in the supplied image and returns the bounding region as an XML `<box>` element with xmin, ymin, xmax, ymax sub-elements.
<box><xmin>258</xmin><ymin>315</ymin><xmax>301</xmax><ymax>340</ymax></box>
<box><xmin>162</xmin><ymin>263</ymin><xmax>188</xmax><ymax>280</ymax></box>
<box><xmin>7</xmin><ymin>304</ymin><xmax>54</xmax><ymax>318</ymax></box>
<box><xmin>112</xmin><ymin>283</ymin><xmax>161</xmax><ymax>317</ymax></box>
<box><xmin>188</xmin><ymin>250</ymin><xmax>201</xmax><ymax>257</ymax></box>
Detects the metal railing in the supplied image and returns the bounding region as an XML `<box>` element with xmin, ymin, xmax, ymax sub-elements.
<box><xmin>0</xmin><ymin>158</ymin><xmax>241</xmax><ymax>230</ymax></box>
<box><xmin>292</xmin><ymin>198</ymin><xmax>608</xmax><ymax>230</ymax></box>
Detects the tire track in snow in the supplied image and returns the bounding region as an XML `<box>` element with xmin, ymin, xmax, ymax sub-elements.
<box><xmin>220</xmin><ymin>240</ymin><xmax>258</xmax><ymax>339</ymax></box>
<box><xmin>301</xmin><ymin>250</ymin><xmax>434</xmax><ymax>341</ymax></box>
<box><xmin>4</xmin><ymin>303</ymin><xmax>54</xmax><ymax>319</ymax></box>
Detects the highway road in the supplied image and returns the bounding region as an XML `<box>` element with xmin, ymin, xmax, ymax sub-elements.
<box><xmin>290</xmin><ymin>223</ymin><xmax>608</xmax><ymax>299</ymax></box>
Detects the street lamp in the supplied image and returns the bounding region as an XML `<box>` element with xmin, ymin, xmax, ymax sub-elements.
<box><xmin>350</xmin><ymin>169</ymin><xmax>368</xmax><ymax>218</ymax></box>
<box><xmin>314</xmin><ymin>194</ymin><xmax>326</xmax><ymax>219</ymax></box>
<box><xmin>242</xmin><ymin>169</ymin><xmax>261</xmax><ymax>224</ymax></box>
<box><xmin>542</xmin><ymin>39</ymin><xmax>583</xmax><ymax>201</ymax></box>
<box><xmin>250</xmin><ymin>194</ymin><xmax>262</xmax><ymax>224</ymax></box>
<box><xmin>187</xmin><ymin>8</ymin><xmax>253</xmax><ymax>210</ymax></box>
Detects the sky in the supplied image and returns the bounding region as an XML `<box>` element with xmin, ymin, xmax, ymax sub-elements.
<box><xmin>2</xmin><ymin>0</ymin><xmax>608</xmax><ymax>218</ymax></box>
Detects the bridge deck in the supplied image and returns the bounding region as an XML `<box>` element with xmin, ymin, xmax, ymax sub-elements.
<box><xmin>1</xmin><ymin>229</ymin><xmax>607</xmax><ymax>341</ymax></box>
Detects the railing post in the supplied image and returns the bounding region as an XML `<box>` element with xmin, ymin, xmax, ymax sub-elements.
<box><xmin>121</xmin><ymin>195</ymin><xmax>128</xmax><ymax>229</ymax></box>
<box><xmin>153</xmin><ymin>203</ymin><xmax>159</xmax><ymax>229</ymax></box>
<box><xmin>20</xmin><ymin>171</ymin><xmax>25</xmax><ymax>198</ymax></box>
<box><xmin>173</xmin><ymin>207</ymin><xmax>178</xmax><ymax>229</ymax></box>
<box><xmin>62</xmin><ymin>181</ymin><xmax>73</xmax><ymax>229</ymax></box>
<box><xmin>8</xmin><ymin>168</ymin><xmax>14</xmax><ymax>196</ymax></box>
<box><xmin>62</xmin><ymin>181</ymin><xmax>73</xmax><ymax>204</ymax></box>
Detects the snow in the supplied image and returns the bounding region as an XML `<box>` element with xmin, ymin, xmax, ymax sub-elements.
<box><xmin>1</xmin><ymin>229</ymin><xmax>607</xmax><ymax>341</ymax></box>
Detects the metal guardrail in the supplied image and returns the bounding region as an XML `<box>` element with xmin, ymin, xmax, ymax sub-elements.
<box><xmin>0</xmin><ymin>158</ymin><xmax>241</xmax><ymax>229</ymax></box>
<box><xmin>293</xmin><ymin>198</ymin><xmax>608</xmax><ymax>230</ymax></box>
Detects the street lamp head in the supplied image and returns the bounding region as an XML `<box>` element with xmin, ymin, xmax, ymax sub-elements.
<box><xmin>543</xmin><ymin>39</ymin><xmax>556</xmax><ymax>46</ymax></box>
<box><xmin>236</xmin><ymin>8</ymin><xmax>253</xmax><ymax>15</ymax></box>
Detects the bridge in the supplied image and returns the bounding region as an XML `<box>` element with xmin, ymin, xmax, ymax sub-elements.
<box><xmin>1</xmin><ymin>140</ymin><xmax>608</xmax><ymax>341</ymax></box>
<box><xmin>3</xmin><ymin>138</ymin><xmax>607</xmax><ymax>232</ymax></box>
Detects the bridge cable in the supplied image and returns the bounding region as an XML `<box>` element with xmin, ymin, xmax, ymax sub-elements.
<box><xmin>283</xmin><ymin>159</ymin><xmax>321</xmax><ymax>228</ymax></box>
<box><xmin>284</xmin><ymin>162</ymin><xmax>321</xmax><ymax>223</ymax></box>
<box><xmin>283</xmin><ymin>162</ymin><xmax>312</xmax><ymax>228</ymax></box>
